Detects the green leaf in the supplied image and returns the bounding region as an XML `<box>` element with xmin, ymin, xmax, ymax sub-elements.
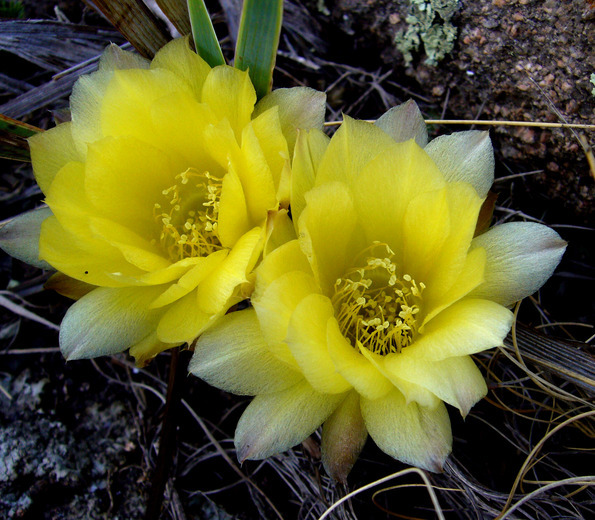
<box><xmin>0</xmin><ymin>114</ymin><xmax>41</xmax><ymax>161</ymax></box>
<box><xmin>235</xmin><ymin>0</ymin><xmax>283</xmax><ymax>100</ymax></box>
<box><xmin>187</xmin><ymin>0</ymin><xmax>225</xmax><ymax>67</ymax></box>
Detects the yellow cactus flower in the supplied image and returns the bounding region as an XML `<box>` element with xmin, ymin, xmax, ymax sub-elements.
<box><xmin>190</xmin><ymin>103</ymin><xmax>566</xmax><ymax>479</ymax></box>
<box><xmin>12</xmin><ymin>38</ymin><xmax>324</xmax><ymax>365</ymax></box>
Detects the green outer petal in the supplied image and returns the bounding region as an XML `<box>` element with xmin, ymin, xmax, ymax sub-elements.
<box><xmin>321</xmin><ymin>391</ymin><xmax>368</xmax><ymax>482</ymax></box>
<box><xmin>468</xmin><ymin>221</ymin><xmax>567</xmax><ymax>307</ymax></box>
<box><xmin>0</xmin><ymin>207</ymin><xmax>53</xmax><ymax>270</ymax></box>
<box><xmin>361</xmin><ymin>388</ymin><xmax>452</xmax><ymax>472</ymax></box>
<box><xmin>424</xmin><ymin>130</ymin><xmax>494</xmax><ymax>197</ymax></box>
<box><xmin>99</xmin><ymin>43</ymin><xmax>150</xmax><ymax>71</ymax></box>
<box><xmin>375</xmin><ymin>99</ymin><xmax>428</xmax><ymax>147</ymax></box>
<box><xmin>60</xmin><ymin>285</ymin><xmax>166</xmax><ymax>360</ymax></box>
<box><xmin>254</xmin><ymin>87</ymin><xmax>327</xmax><ymax>154</ymax></box>
<box><xmin>235</xmin><ymin>379</ymin><xmax>346</xmax><ymax>461</ymax></box>
<box><xmin>190</xmin><ymin>308</ymin><xmax>302</xmax><ymax>395</ymax></box>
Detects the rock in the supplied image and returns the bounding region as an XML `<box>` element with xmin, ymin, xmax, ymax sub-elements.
<box><xmin>301</xmin><ymin>0</ymin><xmax>595</xmax><ymax>220</ymax></box>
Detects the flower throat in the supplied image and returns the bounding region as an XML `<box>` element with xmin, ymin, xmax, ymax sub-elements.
<box><xmin>154</xmin><ymin>168</ymin><xmax>223</xmax><ymax>262</ymax></box>
<box><xmin>331</xmin><ymin>243</ymin><xmax>424</xmax><ymax>356</ymax></box>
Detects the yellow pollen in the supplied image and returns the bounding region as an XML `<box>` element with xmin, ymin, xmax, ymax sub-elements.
<box><xmin>331</xmin><ymin>243</ymin><xmax>424</xmax><ymax>356</ymax></box>
<box><xmin>154</xmin><ymin>168</ymin><xmax>223</xmax><ymax>262</ymax></box>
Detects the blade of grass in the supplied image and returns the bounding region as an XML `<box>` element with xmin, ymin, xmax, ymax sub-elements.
<box><xmin>88</xmin><ymin>0</ymin><xmax>171</xmax><ymax>58</ymax></box>
<box><xmin>154</xmin><ymin>0</ymin><xmax>191</xmax><ymax>35</ymax></box>
<box><xmin>187</xmin><ymin>0</ymin><xmax>225</xmax><ymax>67</ymax></box>
<box><xmin>0</xmin><ymin>114</ymin><xmax>41</xmax><ymax>161</ymax></box>
<box><xmin>234</xmin><ymin>0</ymin><xmax>283</xmax><ymax>100</ymax></box>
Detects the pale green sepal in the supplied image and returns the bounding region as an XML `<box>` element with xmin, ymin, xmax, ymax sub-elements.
<box><xmin>99</xmin><ymin>44</ymin><xmax>150</xmax><ymax>71</ymax></box>
<box><xmin>254</xmin><ymin>87</ymin><xmax>327</xmax><ymax>154</ymax></box>
<box><xmin>60</xmin><ymin>286</ymin><xmax>165</xmax><ymax>360</ymax></box>
<box><xmin>0</xmin><ymin>207</ymin><xmax>53</xmax><ymax>270</ymax></box>
<box><xmin>375</xmin><ymin>99</ymin><xmax>428</xmax><ymax>147</ymax></box>
<box><xmin>290</xmin><ymin>128</ymin><xmax>330</xmax><ymax>232</ymax></box>
<box><xmin>468</xmin><ymin>221</ymin><xmax>567</xmax><ymax>307</ymax></box>
<box><xmin>360</xmin><ymin>389</ymin><xmax>452</xmax><ymax>472</ymax></box>
<box><xmin>321</xmin><ymin>391</ymin><xmax>368</xmax><ymax>483</ymax></box>
<box><xmin>425</xmin><ymin>130</ymin><xmax>494</xmax><ymax>197</ymax></box>
<box><xmin>190</xmin><ymin>308</ymin><xmax>302</xmax><ymax>395</ymax></box>
<box><xmin>235</xmin><ymin>379</ymin><xmax>346</xmax><ymax>461</ymax></box>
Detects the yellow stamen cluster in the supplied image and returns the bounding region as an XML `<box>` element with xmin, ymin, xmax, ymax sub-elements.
<box><xmin>332</xmin><ymin>243</ymin><xmax>425</xmax><ymax>356</ymax></box>
<box><xmin>154</xmin><ymin>168</ymin><xmax>223</xmax><ymax>262</ymax></box>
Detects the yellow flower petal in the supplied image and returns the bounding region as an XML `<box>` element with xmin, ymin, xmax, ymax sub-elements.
<box><xmin>235</xmin><ymin>379</ymin><xmax>346</xmax><ymax>461</ymax></box>
<box><xmin>263</xmin><ymin>209</ymin><xmax>297</xmax><ymax>256</ymax></box>
<box><xmin>299</xmin><ymin>182</ymin><xmax>362</xmax><ymax>294</ymax></box>
<box><xmin>129</xmin><ymin>332</ymin><xmax>180</xmax><ymax>367</ymax></box>
<box><xmin>149</xmin><ymin>250</ymin><xmax>227</xmax><ymax>308</ymax></box>
<box><xmin>201</xmin><ymin>65</ymin><xmax>256</xmax><ymax>139</ymax></box>
<box><xmin>249</xmin><ymin>106</ymin><xmax>289</xmax><ymax>196</ymax></box>
<box><xmin>45</xmin><ymin>272</ymin><xmax>95</xmax><ymax>300</ymax></box>
<box><xmin>150</xmin><ymin>36</ymin><xmax>210</xmax><ymax>98</ymax></box>
<box><xmin>100</xmin><ymin>68</ymin><xmax>193</xmax><ymax>145</ymax></box>
<box><xmin>29</xmin><ymin>122</ymin><xmax>83</xmax><ymax>194</ymax></box>
<box><xmin>253</xmin><ymin>269</ymin><xmax>320</xmax><ymax>347</ymax></box>
<box><xmin>254</xmin><ymin>239</ymin><xmax>313</xmax><ymax>300</ymax></box>
<box><xmin>402</xmin><ymin>187</ymin><xmax>451</xmax><ymax>282</ymax></box>
<box><xmin>286</xmin><ymin>293</ymin><xmax>352</xmax><ymax>394</ymax></box>
<box><xmin>410</xmin><ymin>298</ymin><xmax>514</xmax><ymax>361</ymax></box>
<box><xmin>156</xmin><ymin>289</ymin><xmax>217</xmax><ymax>344</ymax></box>
<box><xmin>326</xmin><ymin>317</ymin><xmax>393</xmax><ymax>400</ymax></box>
<box><xmin>84</xmin><ymin>136</ymin><xmax>178</xmax><ymax>235</ymax></box>
<box><xmin>196</xmin><ymin>227</ymin><xmax>263</xmax><ymax>314</ymax></box>
<box><xmin>316</xmin><ymin>115</ymin><xmax>395</xmax><ymax>187</ymax></box>
<box><xmin>385</xmin><ymin>353</ymin><xmax>487</xmax><ymax>417</ymax></box>
<box><xmin>359</xmin><ymin>347</ymin><xmax>440</xmax><ymax>408</ymax></box>
<box><xmin>190</xmin><ymin>309</ymin><xmax>302</xmax><ymax>395</ymax></box>
<box><xmin>39</xmin><ymin>216</ymin><xmax>142</xmax><ymax>286</ymax></box>
<box><xmin>254</xmin><ymin>86</ymin><xmax>326</xmax><ymax>153</ymax></box>
<box><xmin>217</xmin><ymin>166</ymin><xmax>251</xmax><ymax>248</ymax></box>
<box><xmin>290</xmin><ymin>128</ymin><xmax>329</xmax><ymax>230</ymax></box>
<box><xmin>418</xmin><ymin>182</ymin><xmax>483</xmax><ymax>301</ymax></box>
<box><xmin>361</xmin><ymin>388</ymin><xmax>452</xmax><ymax>472</ymax></box>
<box><xmin>352</xmin><ymin>140</ymin><xmax>445</xmax><ymax>253</ymax></box>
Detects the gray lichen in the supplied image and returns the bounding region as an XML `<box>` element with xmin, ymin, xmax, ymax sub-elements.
<box><xmin>591</xmin><ymin>73</ymin><xmax>595</xmax><ymax>96</ymax></box>
<box><xmin>394</xmin><ymin>0</ymin><xmax>459</xmax><ymax>66</ymax></box>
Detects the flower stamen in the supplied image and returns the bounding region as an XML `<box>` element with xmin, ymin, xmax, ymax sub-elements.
<box><xmin>331</xmin><ymin>243</ymin><xmax>424</xmax><ymax>356</ymax></box>
<box><xmin>154</xmin><ymin>168</ymin><xmax>223</xmax><ymax>262</ymax></box>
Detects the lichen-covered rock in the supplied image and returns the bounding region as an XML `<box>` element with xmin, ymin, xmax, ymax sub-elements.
<box><xmin>304</xmin><ymin>0</ymin><xmax>595</xmax><ymax>220</ymax></box>
<box><xmin>0</xmin><ymin>369</ymin><xmax>145</xmax><ymax>520</ymax></box>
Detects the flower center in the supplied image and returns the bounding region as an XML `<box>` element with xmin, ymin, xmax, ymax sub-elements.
<box><xmin>154</xmin><ymin>168</ymin><xmax>223</xmax><ymax>262</ymax></box>
<box><xmin>331</xmin><ymin>243</ymin><xmax>425</xmax><ymax>356</ymax></box>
